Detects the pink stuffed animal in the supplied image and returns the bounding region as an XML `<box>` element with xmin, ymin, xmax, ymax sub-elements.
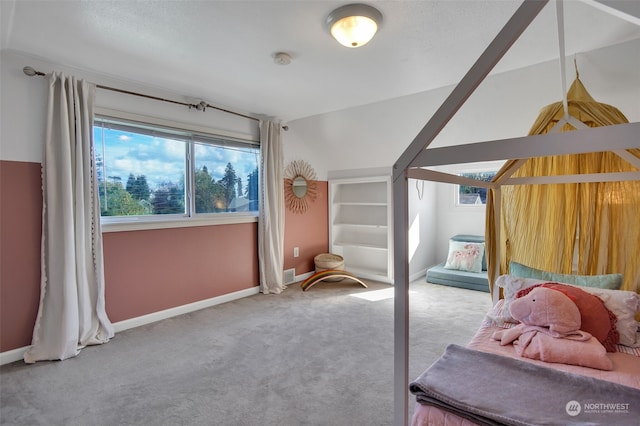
<box><xmin>510</xmin><ymin>285</ymin><xmax>582</xmax><ymax>334</ymax></box>
<box><xmin>492</xmin><ymin>286</ymin><xmax>612</xmax><ymax>370</ymax></box>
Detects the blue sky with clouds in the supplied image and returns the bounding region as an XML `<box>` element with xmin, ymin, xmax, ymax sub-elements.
<box><xmin>94</xmin><ymin>127</ymin><xmax>259</xmax><ymax>191</ymax></box>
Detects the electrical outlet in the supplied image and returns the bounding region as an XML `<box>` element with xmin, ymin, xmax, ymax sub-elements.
<box><xmin>293</xmin><ymin>247</ymin><xmax>299</xmax><ymax>257</ymax></box>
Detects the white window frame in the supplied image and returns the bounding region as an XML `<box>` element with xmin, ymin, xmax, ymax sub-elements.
<box><xmin>442</xmin><ymin>161</ymin><xmax>505</xmax><ymax>210</ymax></box>
<box><xmin>95</xmin><ymin>108</ymin><xmax>259</xmax><ymax>233</ymax></box>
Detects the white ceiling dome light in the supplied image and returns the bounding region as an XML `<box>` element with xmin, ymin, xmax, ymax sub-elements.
<box><xmin>326</xmin><ymin>3</ymin><xmax>383</xmax><ymax>48</ymax></box>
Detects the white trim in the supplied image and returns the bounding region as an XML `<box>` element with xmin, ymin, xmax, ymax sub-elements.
<box><xmin>0</xmin><ymin>346</ymin><xmax>30</xmax><ymax>366</ymax></box>
<box><xmin>94</xmin><ymin>110</ymin><xmax>260</xmax><ymax>231</ymax></box>
<box><xmin>295</xmin><ymin>271</ymin><xmax>313</xmax><ymax>283</ymax></box>
<box><xmin>95</xmin><ymin>107</ymin><xmax>258</xmax><ymax>143</ymax></box>
<box><xmin>410</xmin><ymin>268</ymin><xmax>427</xmax><ymax>283</ymax></box>
<box><xmin>1</xmin><ymin>286</ymin><xmax>259</xmax><ymax>366</ymax></box>
<box><xmin>113</xmin><ymin>286</ymin><xmax>259</xmax><ymax>333</ymax></box>
<box><xmin>101</xmin><ymin>214</ymin><xmax>257</xmax><ymax>233</ymax></box>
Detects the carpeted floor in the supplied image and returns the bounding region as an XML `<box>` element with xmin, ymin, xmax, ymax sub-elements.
<box><xmin>0</xmin><ymin>279</ymin><xmax>492</xmax><ymax>426</ymax></box>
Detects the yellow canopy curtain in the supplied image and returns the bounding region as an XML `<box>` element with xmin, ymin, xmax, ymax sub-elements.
<box><xmin>486</xmin><ymin>77</ymin><xmax>640</xmax><ymax>296</ymax></box>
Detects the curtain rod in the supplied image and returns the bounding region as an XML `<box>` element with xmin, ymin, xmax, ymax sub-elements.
<box><xmin>22</xmin><ymin>66</ymin><xmax>260</xmax><ymax>123</ymax></box>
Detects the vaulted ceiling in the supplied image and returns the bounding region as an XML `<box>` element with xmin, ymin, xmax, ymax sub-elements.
<box><xmin>2</xmin><ymin>1</ymin><xmax>639</xmax><ymax>121</ymax></box>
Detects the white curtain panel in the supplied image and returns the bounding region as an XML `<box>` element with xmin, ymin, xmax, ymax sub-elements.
<box><xmin>258</xmin><ymin>120</ymin><xmax>286</xmax><ymax>294</ymax></box>
<box><xmin>24</xmin><ymin>73</ymin><xmax>114</xmax><ymax>363</ymax></box>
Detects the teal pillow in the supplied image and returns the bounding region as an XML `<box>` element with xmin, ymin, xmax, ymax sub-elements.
<box><xmin>509</xmin><ymin>261</ymin><xmax>623</xmax><ymax>290</ymax></box>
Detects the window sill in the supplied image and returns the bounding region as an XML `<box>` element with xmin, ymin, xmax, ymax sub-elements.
<box><xmin>453</xmin><ymin>204</ymin><xmax>487</xmax><ymax>211</ymax></box>
<box><xmin>101</xmin><ymin>214</ymin><xmax>258</xmax><ymax>233</ymax></box>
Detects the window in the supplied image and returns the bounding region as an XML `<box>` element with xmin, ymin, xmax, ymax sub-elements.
<box><xmin>457</xmin><ymin>171</ymin><xmax>496</xmax><ymax>205</ymax></box>
<box><xmin>93</xmin><ymin>116</ymin><xmax>259</xmax><ymax>221</ymax></box>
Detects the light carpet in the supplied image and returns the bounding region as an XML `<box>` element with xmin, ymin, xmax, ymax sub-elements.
<box><xmin>0</xmin><ymin>280</ymin><xmax>492</xmax><ymax>426</ymax></box>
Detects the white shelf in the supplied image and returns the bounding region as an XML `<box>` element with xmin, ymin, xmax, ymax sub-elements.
<box><xmin>329</xmin><ymin>172</ymin><xmax>393</xmax><ymax>284</ymax></box>
<box><xmin>333</xmin><ymin>181</ymin><xmax>387</xmax><ymax>204</ymax></box>
<box><xmin>333</xmin><ymin>241</ymin><xmax>387</xmax><ymax>250</ymax></box>
<box><xmin>334</xmin><ymin>222</ymin><xmax>387</xmax><ymax>228</ymax></box>
<box><xmin>335</xmin><ymin>201</ymin><xmax>387</xmax><ymax>207</ymax></box>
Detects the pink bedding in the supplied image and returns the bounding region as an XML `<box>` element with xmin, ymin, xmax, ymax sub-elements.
<box><xmin>411</xmin><ymin>321</ymin><xmax>640</xmax><ymax>426</ymax></box>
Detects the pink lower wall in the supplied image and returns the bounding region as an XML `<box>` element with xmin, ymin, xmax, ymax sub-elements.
<box><xmin>284</xmin><ymin>181</ymin><xmax>329</xmax><ymax>275</ymax></box>
<box><xmin>103</xmin><ymin>224</ymin><xmax>259</xmax><ymax>323</ymax></box>
<box><xmin>0</xmin><ymin>160</ymin><xmax>328</xmax><ymax>353</ymax></box>
<box><xmin>0</xmin><ymin>161</ymin><xmax>43</xmax><ymax>352</ymax></box>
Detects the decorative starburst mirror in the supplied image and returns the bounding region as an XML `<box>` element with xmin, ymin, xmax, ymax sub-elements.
<box><xmin>284</xmin><ymin>160</ymin><xmax>317</xmax><ymax>214</ymax></box>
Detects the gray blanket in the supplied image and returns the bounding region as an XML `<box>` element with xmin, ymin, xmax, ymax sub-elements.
<box><xmin>410</xmin><ymin>344</ymin><xmax>640</xmax><ymax>426</ymax></box>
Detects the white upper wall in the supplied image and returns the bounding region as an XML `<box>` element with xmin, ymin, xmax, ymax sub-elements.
<box><xmin>284</xmin><ymin>39</ymin><xmax>640</xmax><ymax>180</ymax></box>
<box><xmin>2</xmin><ymin>40</ymin><xmax>638</xmax><ymax>270</ymax></box>
<box><xmin>1</xmin><ymin>50</ymin><xmax>259</xmax><ymax>164</ymax></box>
<box><xmin>283</xmin><ymin>39</ymin><xmax>639</xmax><ymax>265</ymax></box>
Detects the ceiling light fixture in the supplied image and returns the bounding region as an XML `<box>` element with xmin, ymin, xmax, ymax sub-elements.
<box><xmin>326</xmin><ymin>3</ymin><xmax>382</xmax><ymax>48</ymax></box>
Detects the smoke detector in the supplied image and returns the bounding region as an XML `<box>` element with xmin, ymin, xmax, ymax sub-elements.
<box><xmin>273</xmin><ymin>52</ymin><xmax>292</xmax><ymax>65</ymax></box>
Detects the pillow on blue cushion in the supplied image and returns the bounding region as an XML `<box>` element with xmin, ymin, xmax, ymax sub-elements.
<box><xmin>509</xmin><ymin>261</ymin><xmax>623</xmax><ymax>290</ymax></box>
<box><xmin>445</xmin><ymin>241</ymin><xmax>485</xmax><ymax>273</ymax></box>
<box><xmin>451</xmin><ymin>235</ymin><xmax>486</xmax><ymax>271</ymax></box>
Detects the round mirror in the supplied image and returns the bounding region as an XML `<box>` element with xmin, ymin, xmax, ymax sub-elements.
<box><xmin>284</xmin><ymin>160</ymin><xmax>317</xmax><ymax>214</ymax></box>
<box><xmin>292</xmin><ymin>176</ymin><xmax>308</xmax><ymax>198</ymax></box>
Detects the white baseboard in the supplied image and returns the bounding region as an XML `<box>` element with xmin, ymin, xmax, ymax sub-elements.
<box><xmin>295</xmin><ymin>271</ymin><xmax>313</xmax><ymax>283</ymax></box>
<box><xmin>0</xmin><ymin>346</ymin><xmax>29</xmax><ymax>366</ymax></box>
<box><xmin>0</xmin><ymin>286</ymin><xmax>260</xmax><ymax>366</ymax></box>
<box><xmin>410</xmin><ymin>268</ymin><xmax>428</xmax><ymax>283</ymax></box>
<box><xmin>113</xmin><ymin>286</ymin><xmax>259</xmax><ymax>333</ymax></box>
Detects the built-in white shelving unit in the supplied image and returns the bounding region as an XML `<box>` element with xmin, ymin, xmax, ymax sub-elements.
<box><xmin>329</xmin><ymin>168</ymin><xmax>393</xmax><ymax>284</ymax></box>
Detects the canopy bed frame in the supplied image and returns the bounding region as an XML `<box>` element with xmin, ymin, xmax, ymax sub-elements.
<box><xmin>391</xmin><ymin>1</ymin><xmax>640</xmax><ymax>424</ymax></box>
